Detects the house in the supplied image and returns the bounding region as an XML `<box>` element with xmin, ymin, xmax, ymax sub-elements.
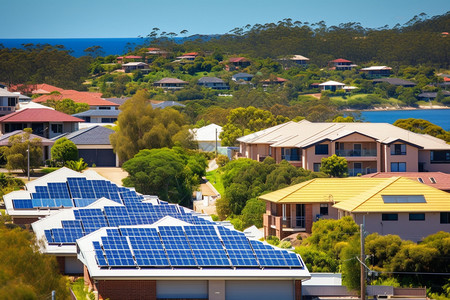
<box><xmin>146</xmin><ymin>47</ymin><xmax>169</xmax><ymax>58</ymax></box>
<box><xmin>8</xmin><ymin>83</ymin><xmax>64</xmax><ymax>95</ymax></box>
<box><xmin>261</xmin><ymin>77</ymin><xmax>288</xmax><ymax>86</ymax></box>
<box><xmin>318</xmin><ymin>81</ymin><xmax>345</xmax><ymax>92</ymax></box>
<box><xmin>237</xmin><ymin>120</ymin><xmax>450</xmax><ymax>174</ymax></box>
<box><xmin>153</xmin><ymin>78</ymin><xmax>188</xmax><ymax>90</ymax></box>
<box><xmin>176</xmin><ymin>52</ymin><xmax>199</xmax><ymax>61</ymax></box>
<box><xmin>260</xmin><ymin>177</ymin><xmax>450</xmax><ymax>242</ymax></box>
<box><xmin>0</xmin><ymin>130</ymin><xmax>54</xmax><ymax>161</ymax></box>
<box><xmin>72</xmin><ymin>109</ymin><xmax>120</xmax><ymax>125</ymax></box>
<box><xmin>226</xmin><ymin>57</ymin><xmax>250</xmax><ymax>71</ymax></box>
<box><xmin>362</xmin><ymin>172</ymin><xmax>450</xmax><ymax>192</ymax></box>
<box><xmin>278</xmin><ymin>55</ymin><xmax>309</xmax><ymax>68</ymax></box>
<box><xmin>116</xmin><ymin>55</ymin><xmax>143</xmax><ymax>64</ymax></box>
<box><xmin>329</xmin><ymin>58</ymin><xmax>357</xmax><ymax>70</ymax></box>
<box><xmin>417</xmin><ymin>91</ymin><xmax>450</xmax><ymax>101</ymax></box>
<box><xmin>121</xmin><ymin>62</ymin><xmax>149</xmax><ymax>73</ymax></box>
<box><xmin>197</xmin><ymin>77</ymin><xmax>229</xmax><ymax>90</ymax></box>
<box><xmin>360</xmin><ymin>66</ymin><xmax>392</xmax><ymax>78</ymax></box>
<box><xmin>231</xmin><ymin>72</ymin><xmax>254</xmax><ymax>83</ymax></box>
<box><xmin>372</xmin><ymin>78</ymin><xmax>417</xmax><ymax>87</ymax></box>
<box><xmin>0</xmin><ymin>88</ymin><xmax>19</xmax><ymax>116</ymax></box>
<box><xmin>151</xmin><ymin>100</ymin><xmax>186</xmax><ymax>109</ymax></box>
<box><xmin>53</xmin><ymin>125</ymin><xmax>118</xmax><ymax>167</ymax></box>
<box><xmin>191</xmin><ymin>123</ymin><xmax>223</xmax><ymax>152</ymax></box>
<box><xmin>0</xmin><ymin>108</ymin><xmax>84</xmax><ymax>139</ymax></box>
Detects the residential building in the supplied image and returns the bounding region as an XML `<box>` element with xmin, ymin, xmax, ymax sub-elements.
<box><xmin>362</xmin><ymin>172</ymin><xmax>450</xmax><ymax>192</ymax></box>
<box><xmin>237</xmin><ymin>120</ymin><xmax>450</xmax><ymax>174</ymax></box>
<box><xmin>72</xmin><ymin>109</ymin><xmax>120</xmax><ymax>124</ymax></box>
<box><xmin>197</xmin><ymin>77</ymin><xmax>229</xmax><ymax>90</ymax></box>
<box><xmin>0</xmin><ymin>130</ymin><xmax>54</xmax><ymax>161</ymax></box>
<box><xmin>318</xmin><ymin>80</ymin><xmax>345</xmax><ymax>92</ymax></box>
<box><xmin>329</xmin><ymin>58</ymin><xmax>357</xmax><ymax>70</ymax></box>
<box><xmin>121</xmin><ymin>62</ymin><xmax>149</xmax><ymax>73</ymax></box>
<box><xmin>0</xmin><ymin>108</ymin><xmax>83</xmax><ymax>138</ymax></box>
<box><xmin>360</xmin><ymin>66</ymin><xmax>392</xmax><ymax>78</ymax></box>
<box><xmin>146</xmin><ymin>47</ymin><xmax>169</xmax><ymax>58</ymax></box>
<box><xmin>191</xmin><ymin>123</ymin><xmax>223</xmax><ymax>152</ymax></box>
<box><xmin>53</xmin><ymin>125</ymin><xmax>118</xmax><ymax>167</ymax></box>
<box><xmin>260</xmin><ymin>177</ymin><xmax>450</xmax><ymax>242</ymax></box>
<box><xmin>116</xmin><ymin>55</ymin><xmax>143</xmax><ymax>64</ymax></box>
<box><xmin>417</xmin><ymin>91</ymin><xmax>450</xmax><ymax>101</ymax></box>
<box><xmin>231</xmin><ymin>72</ymin><xmax>254</xmax><ymax>83</ymax></box>
<box><xmin>373</xmin><ymin>78</ymin><xmax>417</xmax><ymax>87</ymax></box>
<box><xmin>226</xmin><ymin>57</ymin><xmax>250</xmax><ymax>71</ymax></box>
<box><xmin>0</xmin><ymin>88</ymin><xmax>19</xmax><ymax>116</ymax></box>
<box><xmin>151</xmin><ymin>100</ymin><xmax>186</xmax><ymax>109</ymax></box>
<box><xmin>261</xmin><ymin>77</ymin><xmax>288</xmax><ymax>87</ymax></box>
<box><xmin>176</xmin><ymin>52</ymin><xmax>199</xmax><ymax>61</ymax></box>
<box><xmin>153</xmin><ymin>78</ymin><xmax>188</xmax><ymax>90</ymax></box>
<box><xmin>279</xmin><ymin>55</ymin><xmax>309</xmax><ymax>68</ymax></box>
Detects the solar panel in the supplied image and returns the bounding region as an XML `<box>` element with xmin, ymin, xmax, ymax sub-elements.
<box><xmin>101</xmin><ymin>236</ymin><xmax>135</xmax><ymax>267</ymax></box>
<box><xmin>186</xmin><ymin>233</ymin><xmax>230</xmax><ymax>267</ymax></box>
<box><xmin>74</xmin><ymin>209</ymin><xmax>108</xmax><ymax>233</ymax></box>
<box><xmin>106</xmin><ymin>228</ymin><xmax>121</xmax><ymax>236</ymax></box>
<box><xmin>159</xmin><ymin>227</ymin><xmax>197</xmax><ymax>267</ymax></box>
<box><xmin>12</xmin><ymin>199</ymin><xmax>33</xmax><ymax>209</ymax></box>
<box><xmin>184</xmin><ymin>225</ymin><xmax>217</xmax><ymax>236</ymax></box>
<box><xmin>62</xmin><ymin>220</ymin><xmax>83</xmax><ymax>230</ymax></box>
<box><xmin>51</xmin><ymin>228</ymin><xmax>84</xmax><ymax>244</ymax></box>
<box><xmin>221</xmin><ymin>235</ymin><xmax>259</xmax><ymax>267</ymax></box>
<box><xmin>93</xmin><ymin>241</ymin><xmax>108</xmax><ymax>267</ymax></box>
<box><xmin>54</xmin><ymin>198</ymin><xmax>74</xmax><ymax>207</ymax></box>
<box><xmin>250</xmin><ymin>240</ymin><xmax>289</xmax><ymax>267</ymax></box>
<box><xmin>129</xmin><ymin>236</ymin><xmax>170</xmax><ymax>267</ymax></box>
<box><xmin>48</xmin><ymin>182</ymin><xmax>71</xmax><ymax>199</ymax></box>
<box><xmin>67</xmin><ymin>177</ymin><xmax>83</xmax><ymax>198</ymax></box>
<box><xmin>281</xmin><ymin>251</ymin><xmax>303</xmax><ymax>268</ymax></box>
<box><xmin>73</xmin><ymin>198</ymin><xmax>97</xmax><ymax>207</ymax></box>
<box><xmin>120</xmin><ymin>227</ymin><xmax>158</xmax><ymax>237</ymax></box>
<box><xmin>44</xmin><ymin>230</ymin><xmax>53</xmax><ymax>243</ymax></box>
<box><xmin>104</xmin><ymin>206</ymin><xmax>136</xmax><ymax>227</ymax></box>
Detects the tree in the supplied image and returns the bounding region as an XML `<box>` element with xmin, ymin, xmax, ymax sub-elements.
<box><xmin>44</xmin><ymin>98</ymin><xmax>90</xmax><ymax>115</ymax></box>
<box><xmin>0</xmin><ymin>173</ymin><xmax>24</xmax><ymax>198</ymax></box>
<box><xmin>122</xmin><ymin>147</ymin><xmax>206</xmax><ymax>206</ymax></box>
<box><xmin>241</xmin><ymin>198</ymin><xmax>266</xmax><ymax>228</ymax></box>
<box><xmin>0</xmin><ymin>129</ymin><xmax>42</xmax><ymax>174</ymax></box>
<box><xmin>51</xmin><ymin>138</ymin><xmax>78</xmax><ymax>164</ymax></box>
<box><xmin>109</xmin><ymin>90</ymin><xmax>194</xmax><ymax>162</ymax></box>
<box><xmin>65</xmin><ymin>158</ymin><xmax>88</xmax><ymax>172</ymax></box>
<box><xmin>320</xmin><ymin>154</ymin><xmax>348</xmax><ymax>177</ymax></box>
<box><xmin>393</xmin><ymin>118</ymin><xmax>450</xmax><ymax>142</ymax></box>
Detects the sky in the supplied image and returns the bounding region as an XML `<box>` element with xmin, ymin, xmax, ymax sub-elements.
<box><xmin>2</xmin><ymin>0</ymin><xmax>449</xmax><ymax>39</ymax></box>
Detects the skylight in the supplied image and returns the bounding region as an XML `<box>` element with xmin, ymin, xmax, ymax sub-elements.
<box><xmin>382</xmin><ymin>195</ymin><xmax>426</xmax><ymax>203</ymax></box>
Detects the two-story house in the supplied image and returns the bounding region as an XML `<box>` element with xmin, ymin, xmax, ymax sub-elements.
<box><xmin>153</xmin><ymin>78</ymin><xmax>188</xmax><ymax>90</ymax></box>
<box><xmin>0</xmin><ymin>88</ymin><xmax>19</xmax><ymax>116</ymax></box>
<box><xmin>237</xmin><ymin>120</ymin><xmax>450</xmax><ymax>174</ymax></box>
<box><xmin>197</xmin><ymin>77</ymin><xmax>229</xmax><ymax>90</ymax></box>
<box><xmin>329</xmin><ymin>58</ymin><xmax>357</xmax><ymax>70</ymax></box>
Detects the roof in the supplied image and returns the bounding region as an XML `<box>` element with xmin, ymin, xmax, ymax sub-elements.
<box><xmin>362</xmin><ymin>172</ymin><xmax>450</xmax><ymax>191</ymax></box>
<box><xmin>104</xmin><ymin>97</ymin><xmax>130</xmax><ymax>106</ymax></box>
<box><xmin>237</xmin><ymin>120</ymin><xmax>450</xmax><ymax>150</ymax></box>
<box><xmin>33</xmin><ymin>90</ymin><xmax>119</xmax><ymax>107</ymax></box>
<box><xmin>183</xmin><ymin>52</ymin><xmax>198</xmax><ymax>56</ymax></box>
<box><xmin>331</xmin><ymin>58</ymin><xmax>352</xmax><ymax>63</ymax></box>
<box><xmin>198</xmin><ymin>77</ymin><xmax>225</xmax><ymax>84</ymax></box>
<box><xmin>191</xmin><ymin>123</ymin><xmax>223</xmax><ymax>141</ymax></box>
<box><xmin>72</xmin><ymin>109</ymin><xmax>121</xmax><ymax>117</ymax></box>
<box><xmin>0</xmin><ymin>108</ymin><xmax>84</xmax><ymax>123</ymax></box>
<box><xmin>232</xmin><ymin>72</ymin><xmax>254</xmax><ymax>79</ymax></box>
<box><xmin>154</xmin><ymin>78</ymin><xmax>188</xmax><ymax>84</ymax></box>
<box><xmin>290</xmin><ymin>55</ymin><xmax>309</xmax><ymax>61</ymax></box>
<box><xmin>261</xmin><ymin>77</ymin><xmax>288</xmax><ymax>83</ymax></box>
<box><xmin>117</xmin><ymin>56</ymin><xmax>142</xmax><ymax>59</ymax></box>
<box><xmin>418</xmin><ymin>91</ymin><xmax>450</xmax><ymax>98</ymax></box>
<box><xmin>18</xmin><ymin>101</ymin><xmax>54</xmax><ymax>111</ymax></box>
<box><xmin>8</xmin><ymin>84</ymin><xmax>64</xmax><ymax>95</ymax></box>
<box><xmin>319</xmin><ymin>81</ymin><xmax>345</xmax><ymax>86</ymax></box>
<box><xmin>0</xmin><ymin>88</ymin><xmax>20</xmax><ymax>97</ymax></box>
<box><xmin>360</xmin><ymin>66</ymin><xmax>392</xmax><ymax>71</ymax></box>
<box><xmin>60</xmin><ymin>125</ymin><xmax>115</xmax><ymax>145</ymax></box>
<box><xmin>122</xmin><ymin>62</ymin><xmax>148</xmax><ymax>67</ymax></box>
<box><xmin>260</xmin><ymin>177</ymin><xmax>450</xmax><ymax>213</ymax></box>
<box><xmin>229</xmin><ymin>57</ymin><xmax>249</xmax><ymax>63</ymax></box>
<box><xmin>372</xmin><ymin>78</ymin><xmax>417</xmax><ymax>86</ymax></box>
<box><xmin>151</xmin><ymin>101</ymin><xmax>186</xmax><ymax>109</ymax></box>
<box><xmin>0</xmin><ymin>130</ymin><xmax>54</xmax><ymax>146</ymax></box>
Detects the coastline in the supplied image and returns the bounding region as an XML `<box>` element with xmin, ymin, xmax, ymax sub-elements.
<box><xmin>344</xmin><ymin>105</ymin><xmax>450</xmax><ymax>112</ymax></box>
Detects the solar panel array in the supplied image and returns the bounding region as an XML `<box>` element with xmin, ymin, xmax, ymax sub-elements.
<box><xmin>44</xmin><ymin>202</ymin><xmax>211</xmax><ymax>244</ymax></box>
<box><xmin>91</xmin><ymin>225</ymin><xmax>304</xmax><ymax>270</ymax></box>
<box><xmin>12</xmin><ymin>177</ymin><xmax>142</xmax><ymax>210</ymax></box>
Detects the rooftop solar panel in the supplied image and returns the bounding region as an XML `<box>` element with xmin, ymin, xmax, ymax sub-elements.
<box><xmin>44</xmin><ymin>230</ymin><xmax>53</xmax><ymax>243</ymax></box>
<box><xmin>48</xmin><ymin>182</ymin><xmax>71</xmax><ymax>199</ymax></box>
<box><xmin>101</xmin><ymin>236</ymin><xmax>135</xmax><ymax>267</ymax></box>
<box><xmin>12</xmin><ymin>199</ymin><xmax>33</xmax><ymax>209</ymax></box>
<box><xmin>250</xmin><ymin>240</ymin><xmax>289</xmax><ymax>267</ymax></box>
<box><xmin>93</xmin><ymin>241</ymin><xmax>108</xmax><ymax>267</ymax></box>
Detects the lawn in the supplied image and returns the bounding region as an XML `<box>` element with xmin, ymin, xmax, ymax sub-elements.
<box><xmin>205</xmin><ymin>169</ymin><xmax>225</xmax><ymax>195</ymax></box>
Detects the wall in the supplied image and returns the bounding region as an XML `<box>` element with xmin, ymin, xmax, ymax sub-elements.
<box><xmin>225</xmin><ymin>280</ymin><xmax>294</xmax><ymax>300</ymax></box>
<box><xmin>386</xmin><ymin>144</ymin><xmax>419</xmax><ymax>172</ymax></box>
<box><xmin>96</xmin><ymin>280</ymin><xmax>157</xmax><ymax>300</ymax></box>
<box><xmin>419</xmin><ymin>150</ymin><xmax>450</xmax><ymax>173</ymax></box>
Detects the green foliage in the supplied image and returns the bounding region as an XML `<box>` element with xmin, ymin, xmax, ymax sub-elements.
<box><xmin>0</xmin><ymin>224</ymin><xmax>70</xmax><ymax>299</ymax></box>
<box><xmin>219</xmin><ymin>106</ymin><xmax>289</xmax><ymax>146</ymax></box>
<box><xmin>320</xmin><ymin>154</ymin><xmax>348</xmax><ymax>177</ymax></box>
<box><xmin>51</xmin><ymin>138</ymin><xmax>78</xmax><ymax>163</ymax></box>
<box><xmin>215</xmin><ymin>154</ymin><xmax>229</xmax><ymax>167</ymax></box>
<box><xmin>333</xmin><ymin>116</ymin><xmax>355</xmax><ymax>122</ymax></box>
<box><xmin>71</xmin><ymin>278</ymin><xmax>95</xmax><ymax>300</ymax></box>
<box><xmin>110</xmin><ymin>90</ymin><xmax>195</xmax><ymax>162</ymax></box>
<box><xmin>241</xmin><ymin>198</ymin><xmax>266</xmax><ymax>228</ymax></box>
<box><xmin>65</xmin><ymin>158</ymin><xmax>88</xmax><ymax>172</ymax></box>
<box><xmin>279</xmin><ymin>240</ymin><xmax>292</xmax><ymax>249</ymax></box>
<box><xmin>266</xmin><ymin>235</ymin><xmax>280</xmax><ymax>246</ymax></box>
<box><xmin>44</xmin><ymin>98</ymin><xmax>90</xmax><ymax>115</ymax></box>
<box><xmin>0</xmin><ymin>130</ymin><xmax>43</xmax><ymax>174</ymax></box>
<box><xmin>341</xmin><ymin>237</ymin><xmax>361</xmax><ymax>291</ymax></box>
<box><xmin>0</xmin><ymin>173</ymin><xmax>25</xmax><ymax>198</ymax></box>
<box><xmin>295</xmin><ymin>247</ymin><xmax>339</xmax><ymax>272</ymax></box>
<box><xmin>122</xmin><ymin>147</ymin><xmax>207</xmax><ymax>206</ymax></box>
<box><xmin>394</xmin><ymin>118</ymin><xmax>450</xmax><ymax>142</ymax></box>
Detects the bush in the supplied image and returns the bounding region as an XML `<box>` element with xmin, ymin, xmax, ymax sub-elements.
<box><xmin>266</xmin><ymin>235</ymin><xmax>280</xmax><ymax>246</ymax></box>
<box><xmin>216</xmin><ymin>154</ymin><xmax>229</xmax><ymax>167</ymax></box>
<box><xmin>279</xmin><ymin>240</ymin><xmax>292</xmax><ymax>249</ymax></box>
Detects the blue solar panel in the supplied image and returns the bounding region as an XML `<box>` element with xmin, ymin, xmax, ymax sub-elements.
<box><xmin>67</xmin><ymin>177</ymin><xmax>83</xmax><ymax>198</ymax></box>
<box><xmin>13</xmin><ymin>199</ymin><xmax>33</xmax><ymax>209</ymax></box>
<box><xmin>51</xmin><ymin>228</ymin><xmax>84</xmax><ymax>244</ymax></box>
<box><xmin>101</xmin><ymin>236</ymin><xmax>135</xmax><ymax>267</ymax></box>
<box><xmin>73</xmin><ymin>198</ymin><xmax>97</xmax><ymax>207</ymax></box>
<box><xmin>184</xmin><ymin>225</ymin><xmax>217</xmax><ymax>236</ymax></box>
<box><xmin>129</xmin><ymin>236</ymin><xmax>170</xmax><ymax>267</ymax></box>
<box><xmin>104</xmin><ymin>206</ymin><xmax>135</xmax><ymax>227</ymax></box>
<box><xmin>106</xmin><ymin>228</ymin><xmax>121</xmax><ymax>236</ymax></box>
<box><xmin>54</xmin><ymin>198</ymin><xmax>74</xmax><ymax>207</ymax></box>
<box><xmin>44</xmin><ymin>230</ymin><xmax>53</xmax><ymax>243</ymax></box>
<box><xmin>159</xmin><ymin>227</ymin><xmax>197</xmax><ymax>267</ymax></box>
<box><xmin>48</xmin><ymin>182</ymin><xmax>71</xmax><ymax>199</ymax></box>
<box><xmin>93</xmin><ymin>241</ymin><xmax>108</xmax><ymax>267</ymax></box>
<box><xmin>185</xmin><ymin>231</ymin><xmax>230</xmax><ymax>267</ymax></box>
<box><xmin>221</xmin><ymin>235</ymin><xmax>259</xmax><ymax>267</ymax></box>
<box><xmin>120</xmin><ymin>227</ymin><xmax>158</xmax><ymax>237</ymax></box>
<box><xmin>74</xmin><ymin>209</ymin><xmax>108</xmax><ymax>233</ymax></box>
<box><xmin>250</xmin><ymin>240</ymin><xmax>289</xmax><ymax>267</ymax></box>
<box><xmin>158</xmin><ymin>226</ymin><xmax>186</xmax><ymax>236</ymax></box>
<box><xmin>282</xmin><ymin>251</ymin><xmax>303</xmax><ymax>268</ymax></box>
<box><xmin>62</xmin><ymin>220</ymin><xmax>83</xmax><ymax>230</ymax></box>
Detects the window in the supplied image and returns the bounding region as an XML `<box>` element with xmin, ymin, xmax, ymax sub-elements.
<box><xmin>99</xmin><ymin>106</ymin><xmax>112</xmax><ymax>110</ymax></box>
<box><xmin>441</xmin><ymin>212</ymin><xmax>450</xmax><ymax>224</ymax></box>
<box><xmin>7</xmin><ymin>97</ymin><xmax>17</xmax><ymax>106</ymax></box>
<box><xmin>391</xmin><ymin>144</ymin><xmax>406</xmax><ymax>155</ymax></box>
<box><xmin>391</xmin><ymin>162</ymin><xmax>406</xmax><ymax>172</ymax></box>
<box><xmin>320</xmin><ymin>204</ymin><xmax>329</xmax><ymax>216</ymax></box>
<box><xmin>382</xmin><ymin>213</ymin><xmax>398</xmax><ymax>221</ymax></box>
<box><xmin>417</xmin><ymin>178</ymin><xmax>424</xmax><ymax>183</ymax></box>
<box><xmin>409</xmin><ymin>213</ymin><xmax>425</xmax><ymax>221</ymax></box>
<box><xmin>51</xmin><ymin>124</ymin><xmax>63</xmax><ymax>133</ymax></box>
<box><xmin>315</xmin><ymin>144</ymin><xmax>329</xmax><ymax>155</ymax></box>
<box><xmin>430</xmin><ymin>151</ymin><xmax>450</xmax><ymax>163</ymax></box>
<box><xmin>101</xmin><ymin>118</ymin><xmax>117</xmax><ymax>123</ymax></box>
<box><xmin>313</xmin><ymin>163</ymin><xmax>321</xmax><ymax>172</ymax></box>
<box><xmin>281</xmin><ymin>148</ymin><xmax>300</xmax><ymax>161</ymax></box>
<box><xmin>429</xmin><ymin>177</ymin><xmax>436</xmax><ymax>184</ymax></box>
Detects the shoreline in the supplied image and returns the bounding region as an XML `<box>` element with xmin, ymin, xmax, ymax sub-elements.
<box><xmin>344</xmin><ymin>106</ymin><xmax>450</xmax><ymax>112</ymax></box>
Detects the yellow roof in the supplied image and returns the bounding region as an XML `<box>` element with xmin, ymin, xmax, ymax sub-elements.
<box><xmin>259</xmin><ymin>177</ymin><xmax>450</xmax><ymax>213</ymax></box>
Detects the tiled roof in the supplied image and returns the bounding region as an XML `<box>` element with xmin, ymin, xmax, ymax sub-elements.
<box><xmin>261</xmin><ymin>77</ymin><xmax>288</xmax><ymax>83</ymax></box>
<box><xmin>198</xmin><ymin>77</ymin><xmax>225</xmax><ymax>83</ymax></box>
<box><xmin>62</xmin><ymin>125</ymin><xmax>114</xmax><ymax>145</ymax></box>
<box><xmin>331</xmin><ymin>58</ymin><xmax>352</xmax><ymax>63</ymax></box>
<box><xmin>117</xmin><ymin>56</ymin><xmax>142</xmax><ymax>59</ymax></box>
<box><xmin>33</xmin><ymin>90</ymin><xmax>119</xmax><ymax>107</ymax></box>
<box><xmin>72</xmin><ymin>110</ymin><xmax>121</xmax><ymax>117</ymax></box>
<box><xmin>154</xmin><ymin>78</ymin><xmax>188</xmax><ymax>84</ymax></box>
<box><xmin>8</xmin><ymin>83</ymin><xmax>64</xmax><ymax>94</ymax></box>
<box><xmin>0</xmin><ymin>108</ymin><xmax>84</xmax><ymax>123</ymax></box>
<box><xmin>362</xmin><ymin>172</ymin><xmax>450</xmax><ymax>191</ymax></box>
<box><xmin>229</xmin><ymin>57</ymin><xmax>249</xmax><ymax>63</ymax></box>
<box><xmin>372</xmin><ymin>78</ymin><xmax>417</xmax><ymax>86</ymax></box>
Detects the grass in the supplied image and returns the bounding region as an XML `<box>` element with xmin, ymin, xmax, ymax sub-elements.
<box><xmin>205</xmin><ymin>169</ymin><xmax>225</xmax><ymax>195</ymax></box>
<box><xmin>39</xmin><ymin>167</ymin><xmax>60</xmax><ymax>174</ymax></box>
<box><xmin>71</xmin><ymin>278</ymin><xmax>95</xmax><ymax>300</ymax></box>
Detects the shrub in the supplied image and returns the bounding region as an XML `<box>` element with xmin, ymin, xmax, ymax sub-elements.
<box><xmin>216</xmin><ymin>154</ymin><xmax>229</xmax><ymax>167</ymax></box>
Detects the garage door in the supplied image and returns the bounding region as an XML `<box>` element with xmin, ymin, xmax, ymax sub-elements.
<box><xmin>156</xmin><ymin>280</ymin><xmax>208</xmax><ymax>299</ymax></box>
<box><xmin>78</xmin><ymin>149</ymin><xmax>116</xmax><ymax>167</ymax></box>
<box><xmin>226</xmin><ymin>280</ymin><xmax>294</xmax><ymax>300</ymax></box>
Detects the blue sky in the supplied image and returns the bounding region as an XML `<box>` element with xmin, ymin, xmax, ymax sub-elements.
<box><xmin>2</xmin><ymin>0</ymin><xmax>449</xmax><ymax>38</ymax></box>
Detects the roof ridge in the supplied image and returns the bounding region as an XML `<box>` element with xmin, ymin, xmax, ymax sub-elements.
<box><xmin>278</xmin><ymin>178</ymin><xmax>317</xmax><ymax>202</ymax></box>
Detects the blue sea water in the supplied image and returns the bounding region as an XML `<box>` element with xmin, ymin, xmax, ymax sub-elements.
<box><xmin>0</xmin><ymin>38</ymin><xmax>147</xmax><ymax>57</ymax></box>
<box><xmin>359</xmin><ymin>109</ymin><xmax>450</xmax><ymax>130</ymax></box>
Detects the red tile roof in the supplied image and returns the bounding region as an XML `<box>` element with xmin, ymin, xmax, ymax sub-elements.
<box><xmin>362</xmin><ymin>172</ymin><xmax>450</xmax><ymax>192</ymax></box>
<box><xmin>33</xmin><ymin>90</ymin><xmax>118</xmax><ymax>107</ymax></box>
<box><xmin>147</xmin><ymin>48</ymin><xmax>160</xmax><ymax>51</ymax></box>
<box><xmin>443</xmin><ymin>77</ymin><xmax>450</xmax><ymax>82</ymax></box>
<box><xmin>183</xmin><ymin>52</ymin><xmax>199</xmax><ymax>56</ymax></box>
<box><xmin>9</xmin><ymin>83</ymin><xmax>64</xmax><ymax>94</ymax></box>
<box><xmin>331</xmin><ymin>58</ymin><xmax>352</xmax><ymax>63</ymax></box>
<box><xmin>0</xmin><ymin>109</ymin><xmax>84</xmax><ymax>123</ymax></box>
<box><xmin>117</xmin><ymin>55</ymin><xmax>142</xmax><ymax>59</ymax></box>
<box><xmin>261</xmin><ymin>77</ymin><xmax>288</xmax><ymax>83</ymax></box>
<box><xmin>229</xmin><ymin>57</ymin><xmax>249</xmax><ymax>63</ymax></box>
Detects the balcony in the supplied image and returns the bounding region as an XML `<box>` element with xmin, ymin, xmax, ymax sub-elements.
<box><xmin>268</xmin><ymin>215</ymin><xmax>305</xmax><ymax>230</ymax></box>
<box><xmin>348</xmin><ymin>168</ymin><xmax>377</xmax><ymax>176</ymax></box>
<box><xmin>335</xmin><ymin>149</ymin><xmax>377</xmax><ymax>157</ymax></box>
<box><xmin>281</xmin><ymin>155</ymin><xmax>301</xmax><ymax>161</ymax></box>
<box><xmin>0</xmin><ymin>106</ymin><xmax>16</xmax><ymax>115</ymax></box>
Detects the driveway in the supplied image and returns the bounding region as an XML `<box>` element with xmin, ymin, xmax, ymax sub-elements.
<box><xmin>88</xmin><ymin>167</ymin><xmax>128</xmax><ymax>186</ymax></box>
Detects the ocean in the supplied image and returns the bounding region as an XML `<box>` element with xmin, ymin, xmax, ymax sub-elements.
<box><xmin>359</xmin><ymin>109</ymin><xmax>450</xmax><ymax>130</ymax></box>
<box><xmin>0</xmin><ymin>38</ymin><xmax>148</xmax><ymax>57</ymax></box>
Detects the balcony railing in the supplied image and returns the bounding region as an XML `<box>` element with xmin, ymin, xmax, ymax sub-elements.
<box><xmin>269</xmin><ymin>215</ymin><xmax>305</xmax><ymax>229</ymax></box>
<box><xmin>281</xmin><ymin>155</ymin><xmax>301</xmax><ymax>161</ymax></box>
<box><xmin>335</xmin><ymin>149</ymin><xmax>377</xmax><ymax>157</ymax></box>
<box><xmin>348</xmin><ymin>168</ymin><xmax>377</xmax><ymax>176</ymax></box>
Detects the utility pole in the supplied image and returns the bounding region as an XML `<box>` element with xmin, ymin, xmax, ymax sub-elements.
<box><xmin>27</xmin><ymin>143</ymin><xmax>30</xmax><ymax>182</ymax></box>
<box><xmin>360</xmin><ymin>223</ymin><xmax>366</xmax><ymax>300</ymax></box>
<box><xmin>215</xmin><ymin>127</ymin><xmax>218</xmax><ymax>158</ymax></box>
